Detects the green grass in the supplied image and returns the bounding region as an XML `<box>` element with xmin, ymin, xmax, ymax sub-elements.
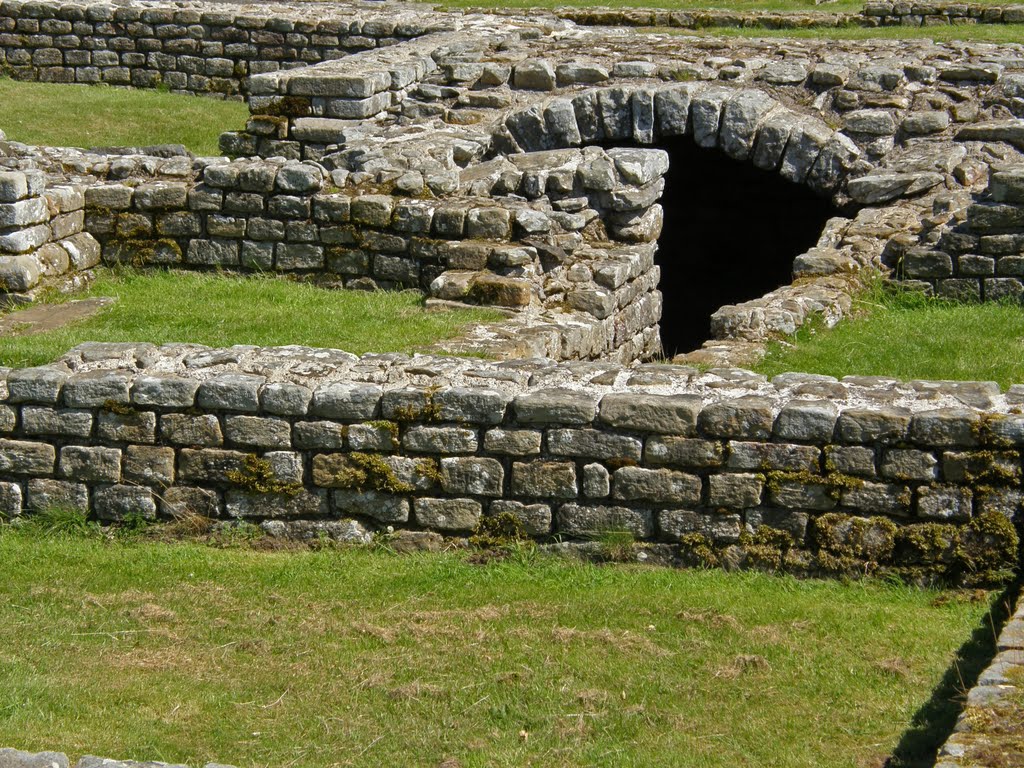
<box><xmin>0</xmin><ymin>78</ymin><xmax>247</xmax><ymax>155</ymax></box>
<box><xmin>756</xmin><ymin>288</ymin><xmax>1024</xmax><ymax>387</ymax></box>
<box><xmin>431</xmin><ymin>0</ymin><xmax>865</xmax><ymax>11</ymax></box>
<box><xmin>0</xmin><ymin>268</ymin><xmax>503</xmax><ymax>367</ymax></box>
<box><xmin>0</xmin><ymin>528</ymin><xmax>1001</xmax><ymax>768</ymax></box>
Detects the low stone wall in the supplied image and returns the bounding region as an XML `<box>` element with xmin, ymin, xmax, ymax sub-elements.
<box><xmin>936</xmin><ymin>590</ymin><xmax>1024</xmax><ymax>766</ymax></box>
<box><xmin>0</xmin><ymin>344</ymin><xmax>1018</xmax><ymax>586</ymax></box>
<box><xmin>550</xmin><ymin>1</ymin><xmax>1024</xmax><ymax>29</ymax></box>
<box><xmin>0</xmin><ymin>0</ymin><xmax>445</xmax><ymax>98</ymax></box>
<box><xmin>0</xmin><ymin>170</ymin><xmax>100</xmax><ymax>305</ymax></box>
<box><xmin>0</xmin><ymin>748</ymin><xmax>231</xmax><ymax>768</ymax></box>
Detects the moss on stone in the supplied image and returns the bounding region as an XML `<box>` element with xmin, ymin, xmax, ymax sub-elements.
<box><xmin>955</xmin><ymin>511</ymin><xmax>1019</xmax><ymax>585</ymax></box>
<box><xmin>226</xmin><ymin>454</ymin><xmax>302</xmax><ymax>496</ymax></box>
<box><xmin>765</xmin><ymin>469</ymin><xmax>863</xmax><ymax>501</ymax></box>
<box><xmin>332</xmin><ymin>452</ymin><xmax>414</xmax><ymax>494</ymax></box>
<box><xmin>469</xmin><ymin>511</ymin><xmax>529</xmax><ymax>551</ymax></box>
<box><xmin>895</xmin><ymin>522</ymin><xmax>959</xmax><ymax>565</ymax></box>
<box><xmin>678</xmin><ymin>532</ymin><xmax>719</xmax><ymax>568</ymax></box>
<box><xmin>812</xmin><ymin>513</ymin><xmax>897</xmax><ymax>563</ymax></box>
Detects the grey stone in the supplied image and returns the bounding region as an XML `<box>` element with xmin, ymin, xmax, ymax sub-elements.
<box><xmin>512</xmin><ymin>461</ymin><xmax>577</xmax><ymax>499</ymax></box>
<box><xmin>0</xmin><ymin>439</ymin><xmax>55</xmax><ymax>476</ymax></box>
<box><xmin>225</xmin><ymin>415</ymin><xmax>292</xmax><ymax>449</ymax></box>
<box><xmin>160</xmin><ymin>486</ymin><xmax>221</xmax><ymax>519</ymax></box>
<box><xmin>557</xmin><ymin>503</ymin><xmax>653</xmax><ymax>539</ymax></box>
<box><xmin>434</xmin><ymin>387</ymin><xmax>508</xmax><ymax>425</ymax></box>
<box><xmin>440</xmin><ymin>457</ymin><xmax>503</xmax><ymax>496</ymax></box>
<box><xmin>548</xmin><ymin>428</ymin><xmax>642</xmax><ymax>461</ymax></box>
<box><xmin>690</xmin><ymin>86</ymin><xmax>732</xmax><ymax>149</ymax></box>
<box><xmin>161</xmin><ymin>414</ymin><xmax>223</xmax><ymax>447</ymax></box>
<box><xmin>27</xmin><ymin>479</ymin><xmax>87</xmax><ymax>513</ymax></box>
<box><xmin>348</xmin><ymin>423</ymin><xmax>398</xmax><ymax>452</ymax></box>
<box><xmin>514</xmin><ymin>388</ymin><xmax>598</xmax><ymax>425</ymax></box>
<box><xmin>598</xmin><ymin>392</ymin><xmax>700</xmax><ymax>434</ymax></box>
<box><xmin>659</xmin><ymin>509</ymin><xmax>743</xmax><ymax>543</ymax></box>
<box><xmin>719</xmin><ymin>90</ymin><xmax>777</xmax><ymax>160</ymax></box>
<box><xmin>177</xmin><ymin>448</ymin><xmax>249</xmax><ymax>484</ymax></box>
<box><xmin>769</xmin><ymin>480</ymin><xmax>837</xmax><ymax>511</ymax></box>
<box><xmin>773</xmin><ymin>400</ymin><xmax>838</xmax><ymax>442</ymax></box>
<box><xmin>612</xmin><ymin>466</ymin><xmax>701</xmax><ymax>505</ymax></box>
<box><xmin>489</xmin><ymin>500</ymin><xmax>552</xmax><ymax>535</ymax></box>
<box><xmin>310</xmin><ymin>383</ymin><xmax>381</xmax><ymax>420</ymax></box>
<box><xmin>0</xmin><ymin>749</ymin><xmax>68</xmax><ymax>768</ymax></box>
<box><xmin>726</xmin><ymin>442</ymin><xmax>819</xmax><ymax>472</ymax></box>
<box><xmin>880</xmin><ymin>449</ymin><xmax>938</xmax><ymax>481</ymax></box>
<box><xmin>917</xmin><ymin>485</ymin><xmax>972</xmax><ymax>521</ymax></box>
<box><xmin>841</xmin><ymin>481</ymin><xmax>911</xmax><ymax>516</ymax></box>
<box><xmin>331</xmin><ymin>489</ymin><xmax>409</xmax><ymax>523</ymax></box>
<box><xmin>645</xmin><ymin>437</ymin><xmax>724</xmax><ymax>468</ymax></box>
<box><xmin>124</xmin><ymin>445</ymin><xmax>175</xmax><ymax>488</ymax></box>
<box><xmin>97</xmin><ymin>410</ymin><xmax>157</xmax><ymax>444</ymax></box>
<box><xmin>513</xmin><ymin>59</ymin><xmax>556</xmax><ymax>91</ymax></box>
<box><xmin>7</xmin><ymin>366</ymin><xmax>68</xmax><ymax>404</ymax></box>
<box><xmin>837</xmin><ymin>407</ymin><xmax>912</xmax><ymax>443</ymax></box>
<box><xmin>94</xmin><ymin>485</ymin><xmax>157</xmax><ymax>522</ymax></box>
<box><xmin>21</xmin><ymin>407</ymin><xmax>92</xmax><ymax>438</ymax></box>
<box><xmin>698</xmin><ymin>397</ymin><xmax>774</xmax><ymax>440</ymax></box>
<box><xmin>403</xmin><ymin>425</ymin><xmax>477</xmax><ymax>453</ymax></box>
<box><xmin>260</xmin><ymin>382</ymin><xmax>312</xmax><ymax>417</ymax></box>
<box><xmin>910</xmin><ymin>408</ymin><xmax>980</xmax><ymax>447</ymax></box>
<box><xmin>414</xmin><ymin>497</ymin><xmax>482</xmax><ymax>531</ymax></box>
<box><xmin>709</xmin><ymin>473</ymin><xmax>763</xmax><ymax>509</ymax></box>
<box><xmin>582</xmin><ymin>463</ymin><xmax>610</xmax><ymax>498</ymax></box>
<box><xmin>483</xmin><ymin>428</ymin><xmax>542</xmax><ymax>455</ymax></box>
<box><xmin>843</xmin><ymin>109</ymin><xmax>896</xmax><ymax>135</ymax></box>
<box><xmin>197</xmin><ymin>374</ymin><xmax>265</xmax><ymax>412</ymax></box>
<box><xmin>226</xmin><ymin>489</ymin><xmax>327</xmax><ymax>519</ymax></box>
<box><xmin>131</xmin><ymin>373</ymin><xmax>199</xmax><ymax>408</ymax></box>
<box><xmin>60</xmin><ymin>445</ymin><xmax>120</xmax><ymax>484</ymax></box>
<box><xmin>847</xmin><ymin>172</ymin><xmax>944</xmax><ymax>204</ymax></box>
<box><xmin>63</xmin><ymin>371</ymin><xmax>132</xmax><ymax>407</ymax></box>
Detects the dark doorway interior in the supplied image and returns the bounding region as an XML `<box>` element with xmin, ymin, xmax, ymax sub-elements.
<box><xmin>646</xmin><ymin>138</ymin><xmax>839</xmax><ymax>357</ymax></box>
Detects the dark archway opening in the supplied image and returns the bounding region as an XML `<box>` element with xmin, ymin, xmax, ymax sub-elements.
<box><xmin>644</xmin><ymin>139</ymin><xmax>840</xmax><ymax>357</ymax></box>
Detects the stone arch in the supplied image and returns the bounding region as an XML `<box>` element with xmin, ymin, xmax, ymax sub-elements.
<box><xmin>493</xmin><ymin>83</ymin><xmax>864</xmax><ymax>201</ymax></box>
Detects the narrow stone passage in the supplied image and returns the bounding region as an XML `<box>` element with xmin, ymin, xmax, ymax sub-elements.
<box><xmin>653</xmin><ymin>139</ymin><xmax>839</xmax><ymax>356</ymax></box>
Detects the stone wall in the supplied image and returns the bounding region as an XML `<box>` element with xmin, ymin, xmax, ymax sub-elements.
<box><xmin>0</xmin><ymin>170</ymin><xmax>100</xmax><ymax>304</ymax></box>
<box><xmin>0</xmin><ymin>0</ymin><xmax>445</xmax><ymax>98</ymax></box>
<box><xmin>0</xmin><ymin>344</ymin><xmax>1018</xmax><ymax>586</ymax></box>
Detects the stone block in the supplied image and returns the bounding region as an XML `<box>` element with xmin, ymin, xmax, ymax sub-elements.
<box><xmin>93</xmin><ymin>484</ymin><xmax>157</xmax><ymax>521</ymax></box>
<box><xmin>582</xmin><ymin>462</ymin><xmax>610</xmax><ymax>498</ymax></box>
<box><xmin>27</xmin><ymin>479</ymin><xmax>87</xmax><ymax>513</ymax></box>
<box><xmin>347</xmin><ymin>423</ymin><xmax>398</xmax><ymax>452</ymax></box>
<box><xmin>414</xmin><ymin>497</ymin><xmax>482</xmax><ymax>531</ymax></box>
<box><xmin>177</xmin><ymin>448</ymin><xmax>248</xmax><ymax>483</ymax></box>
<box><xmin>513</xmin><ymin>59</ymin><xmax>556</xmax><ymax>91</ymax></box>
<box><xmin>708</xmin><ymin>473</ymin><xmax>764</xmax><ymax>509</ymax></box>
<box><xmin>698</xmin><ymin>397</ymin><xmax>775</xmax><ymax>440</ymax></box>
<box><xmin>726</xmin><ymin>442</ymin><xmax>819</xmax><ymax>473</ymax></box>
<box><xmin>225</xmin><ymin>415</ymin><xmax>291</xmax><ymax>449</ymax></box>
<box><xmin>841</xmin><ymin>481</ymin><xmax>911</xmax><ymax>516</ymax></box>
<box><xmin>773</xmin><ymin>400</ymin><xmax>838</xmax><ymax>443</ymax></box>
<box><xmin>659</xmin><ymin>509</ymin><xmax>743</xmax><ymax>543</ymax></box>
<box><xmin>21</xmin><ymin>407</ymin><xmax>92</xmax><ymax>438</ymax></box>
<box><xmin>440</xmin><ymin>457</ymin><xmax>503</xmax><ymax>496</ymax></box>
<box><xmin>434</xmin><ymin>387</ymin><xmax>509</xmax><ymax>425</ymax></box>
<box><xmin>910</xmin><ymin>408</ymin><xmax>980</xmax><ymax>447</ymax></box>
<box><xmin>880</xmin><ymin>449</ymin><xmax>938</xmax><ymax>481</ymax></box>
<box><xmin>63</xmin><ymin>370</ymin><xmax>132</xmax><ymax>407</ymax></box>
<box><xmin>644</xmin><ymin>436</ymin><xmax>724</xmax><ymax>468</ymax></box>
<box><xmin>612</xmin><ymin>466</ymin><xmax>701</xmax><ymax>505</ymax></box>
<box><xmin>513</xmin><ymin>388</ymin><xmax>598</xmax><ymax>425</ymax></box>
<box><xmin>124</xmin><ymin>445</ymin><xmax>175</xmax><ymax>487</ymax></box>
<box><xmin>837</xmin><ymin>407</ymin><xmax>911</xmax><ymax>443</ymax></box>
<box><xmin>160</xmin><ymin>486</ymin><xmax>220</xmax><ymax>520</ymax></box>
<box><xmin>512</xmin><ymin>461</ymin><xmax>577</xmax><ymax>499</ymax></box>
<box><xmin>7</xmin><ymin>366</ymin><xmax>68</xmax><ymax>404</ymax></box>
<box><xmin>557</xmin><ymin>503</ymin><xmax>653</xmax><ymax>539</ymax></box>
<box><xmin>161</xmin><ymin>414</ymin><xmax>223</xmax><ymax>447</ymax></box>
<box><xmin>483</xmin><ymin>428</ymin><xmax>542</xmax><ymax>455</ymax></box>
<box><xmin>309</xmin><ymin>383</ymin><xmax>381</xmax><ymax>420</ymax></box>
<box><xmin>598</xmin><ymin>392</ymin><xmax>700</xmax><ymax>434</ymax></box>
<box><xmin>403</xmin><ymin>425</ymin><xmax>477</xmax><ymax>454</ymax></box>
<box><xmin>259</xmin><ymin>382</ymin><xmax>312</xmax><ymax>416</ymax></box>
<box><xmin>490</xmin><ymin>500</ymin><xmax>552</xmax><ymax>535</ymax></box>
<box><xmin>917</xmin><ymin>485</ymin><xmax>972</xmax><ymax>521</ymax></box>
<box><xmin>769</xmin><ymin>480</ymin><xmax>836</xmax><ymax>511</ymax></box>
<box><xmin>226</xmin><ymin>489</ymin><xmax>327</xmax><ymax>519</ymax></box>
<box><xmin>97</xmin><ymin>410</ymin><xmax>156</xmax><ymax>444</ymax></box>
<box><xmin>60</xmin><ymin>445</ymin><xmax>120</xmax><ymax>484</ymax></box>
<box><xmin>130</xmin><ymin>376</ymin><xmax>197</xmax><ymax>411</ymax></box>
<box><xmin>293</xmin><ymin>421</ymin><xmax>347</xmax><ymax>451</ymax></box>
<box><xmin>548</xmin><ymin>428</ymin><xmax>642</xmax><ymax>462</ymax></box>
<box><xmin>331</xmin><ymin>489</ymin><xmax>409</xmax><ymax>523</ymax></box>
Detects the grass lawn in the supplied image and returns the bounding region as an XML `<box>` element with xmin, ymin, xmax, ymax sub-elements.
<box><xmin>0</xmin><ymin>527</ymin><xmax>1003</xmax><ymax>768</ymax></box>
<box><xmin>0</xmin><ymin>268</ymin><xmax>502</xmax><ymax>368</ymax></box>
<box><xmin>658</xmin><ymin>22</ymin><xmax>1024</xmax><ymax>41</ymax></box>
<box><xmin>428</xmin><ymin>0</ymin><xmax>1008</xmax><ymax>12</ymax></box>
<box><xmin>0</xmin><ymin>78</ymin><xmax>247</xmax><ymax>155</ymax></box>
<box><xmin>756</xmin><ymin>288</ymin><xmax>1024</xmax><ymax>387</ymax></box>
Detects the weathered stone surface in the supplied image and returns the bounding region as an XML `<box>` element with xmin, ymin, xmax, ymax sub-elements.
<box><xmin>60</xmin><ymin>446</ymin><xmax>120</xmax><ymax>484</ymax></box>
<box><xmin>598</xmin><ymin>392</ymin><xmax>700</xmax><ymax>434</ymax></box>
<box><xmin>94</xmin><ymin>485</ymin><xmax>157</xmax><ymax>521</ymax></box>
<box><xmin>490</xmin><ymin>499</ymin><xmax>552</xmax><ymax>535</ymax></box>
<box><xmin>414</xmin><ymin>497</ymin><xmax>482</xmax><ymax>530</ymax></box>
<box><xmin>331</xmin><ymin>489</ymin><xmax>409</xmax><ymax>523</ymax></box>
<box><xmin>727</xmin><ymin>442</ymin><xmax>819</xmax><ymax>473</ymax></box>
<box><xmin>483</xmin><ymin>428</ymin><xmax>542</xmax><ymax>455</ymax></box>
<box><xmin>645</xmin><ymin>437</ymin><xmax>724</xmax><ymax>468</ymax></box>
<box><xmin>612</xmin><ymin>466</ymin><xmax>701</xmax><ymax>505</ymax></box>
<box><xmin>548</xmin><ymin>429</ymin><xmax>642</xmax><ymax>461</ymax></box>
<box><xmin>21</xmin><ymin>407</ymin><xmax>92</xmax><ymax>439</ymax></box>
<box><xmin>226</xmin><ymin>489</ymin><xmax>327</xmax><ymax>519</ymax></box>
<box><xmin>0</xmin><ymin>748</ymin><xmax>69</xmax><ymax>768</ymax></box>
<box><xmin>404</xmin><ymin>425</ymin><xmax>478</xmax><ymax>453</ymax></box>
<box><xmin>698</xmin><ymin>397</ymin><xmax>774</xmax><ymax>440</ymax></box>
<box><xmin>197</xmin><ymin>374</ymin><xmax>265</xmax><ymax>412</ymax></box>
<box><xmin>310</xmin><ymin>383</ymin><xmax>381</xmax><ymax>420</ymax></box>
<box><xmin>440</xmin><ymin>456</ymin><xmax>503</xmax><ymax>496</ymax></box>
<box><xmin>773</xmin><ymin>400</ymin><xmax>838</xmax><ymax>443</ymax></box>
<box><xmin>556</xmin><ymin>503</ymin><xmax>653</xmax><ymax>538</ymax></box>
<box><xmin>708</xmin><ymin>473</ymin><xmax>763</xmax><ymax>508</ymax></box>
<box><xmin>512</xmin><ymin>461</ymin><xmax>577</xmax><ymax>499</ymax></box>
<box><xmin>225</xmin><ymin>415</ymin><xmax>292</xmax><ymax>449</ymax></box>
<box><xmin>131</xmin><ymin>375</ymin><xmax>199</xmax><ymax>408</ymax></box>
<box><xmin>27</xmin><ymin>478</ymin><xmax>87</xmax><ymax>513</ymax></box>
<box><xmin>514</xmin><ymin>389</ymin><xmax>598</xmax><ymax>425</ymax></box>
<box><xmin>7</xmin><ymin>367</ymin><xmax>68</xmax><ymax>405</ymax></box>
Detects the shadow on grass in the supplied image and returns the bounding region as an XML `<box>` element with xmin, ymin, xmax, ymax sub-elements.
<box><xmin>886</xmin><ymin>578</ymin><xmax>1021</xmax><ymax>768</ymax></box>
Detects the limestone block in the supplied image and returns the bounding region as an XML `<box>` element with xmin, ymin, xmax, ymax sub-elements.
<box><xmin>130</xmin><ymin>376</ymin><xmax>197</xmax><ymax>411</ymax></box>
<box><xmin>773</xmin><ymin>400</ymin><xmax>838</xmax><ymax>443</ymax></box>
<box><xmin>880</xmin><ymin>449</ymin><xmax>938</xmax><ymax>481</ymax></box>
<box><xmin>27</xmin><ymin>479</ymin><xmax>87</xmax><ymax>513</ymax></box>
<box><xmin>654</xmin><ymin>82</ymin><xmax>702</xmax><ymax>138</ymax></box>
<box><xmin>257</xmin><ymin>382</ymin><xmax>311</xmax><ymax>417</ymax></box>
<box><xmin>659</xmin><ymin>509</ymin><xmax>743</xmax><ymax>543</ymax></box>
<box><xmin>331</xmin><ymin>489</ymin><xmax>409</xmax><ymax>522</ymax></box>
<box><xmin>63</xmin><ymin>370</ymin><xmax>131</xmax><ymax>407</ymax></box>
<box><xmin>901</xmin><ymin>110</ymin><xmax>950</xmax><ymax>135</ymax></box>
<box><xmin>133</xmin><ymin>181</ymin><xmax>188</xmax><ymax>210</ymax></box>
<box><xmin>514</xmin><ymin>388</ymin><xmax>598</xmax><ymax>425</ymax></box>
<box><xmin>582</xmin><ymin>463</ymin><xmax>610</xmax><ymax>498</ymax></box>
<box><xmin>275</xmin><ymin>162</ymin><xmax>323</xmax><ymax>194</ymax></box>
<box><xmin>60</xmin><ymin>445</ymin><xmax>121</xmax><ymax>484</ymax></box>
<box><xmin>226</xmin><ymin>489</ymin><xmax>327</xmax><ymax>519</ymax></box>
<box><xmin>513</xmin><ymin>59</ymin><xmax>556</xmax><ymax>91</ymax></box>
<box><xmin>288</xmin><ymin>71</ymin><xmax>389</xmax><ymax>98</ymax></box>
<box><xmin>292</xmin><ymin>421</ymin><xmax>346</xmax><ymax>451</ymax></box>
<box><xmin>434</xmin><ymin>387</ymin><xmax>508</xmax><ymax>425</ymax></box>
<box><xmin>841</xmin><ymin>481</ymin><xmax>911</xmax><ymax>516</ymax></box>
<box><xmin>556</xmin><ymin>62</ymin><xmax>609</xmax><ymax>86</ymax></box>
<box><xmin>161</xmin><ymin>414</ymin><xmax>223</xmax><ymax>447</ymax></box>
<box><xmin>943</xmin><ymin>450</ymin><xmax>1020</xmax><ymax>484</ymax></box>
<box><xmin>225</xmin><ymin>415</ymin><xmax>292</xmax><ymax>449</ymax></box>
<box><xmin>186</xmin><ymin>238</ymin><xmax>239</xmax><ymax>266</ymax></box>
<box><xmin>910</xmin><ymin>408</ymin><xmax>980</xmax><ymax>447</ymax></box>
<box><xmin>843</xmin><ymin>109</ymin><xmax>896</xmax><ymax>135</ymax></box>
<box><xmin>544</xmin><ymin>98</ymin><xmax>582</xmax><ymax>146</ymax></box>
<box><xmin>847</xmin><ymin>172</ymin><xmax>944</xmax><ymax>204</ymax></box>
<box><xmin>350</xmin><ymin>194</ymin><xmax>394</xmax><ymax>227</ymax></box>
<box><xmin>608</xmin><ymin>147</ymin><xmax>669</xmax><ymax>186</ymax></box>
<box><xmin>415</xmin><ymin>497</ymin><xmax>482</xmax><ymax>531</ymax></box>
<box><xmin>62</xmin><ymin>233</ymin><xmax>101</xmax><ymax>270</ymax></box>
<box><xmin>0</xmin><ymin>197</ymin><xmax>48</xmax><ymax>228</ymax></box>
<box><xmin>837</xmin><ymin>407</ymin><xmax>912</xmax><ymax>443</ymax></box>
<box><xmin>752</xmin><ymin>109</ymin><xmax>797</xmax><ymax>172</ymax></box>
<box><xmin>903</xmin><ymin>248</ymin><xmax>953</xmax><ymax>278</ymax></box>
<box><xmin>644</xmin><ymin>436</ymin><xmax>724</xmax><ymax>468</ymax></box>
<box><xmin>769</xmin><ymin>480</ymin><xmax>837</xmax><ymax>511</ymax></box>
<box><xmin>198</xmin><ymin>374</ymin><xmax>265</xmax><ymax>412</ymax></box>
<box><xmin>557</xmin><ymin>502</ymin><xmax>653</xmax><ymax>539</ymax></box>
<box><xmin>548</xmin><ymin>428</ymin><xmax>642</xmax><ymax>462</ymax></box>
<box><xmin>698</xmin><ymin>397</ymin><xmax>775</xmax><ymax>440</ymax></box>
<box><xmin>490</xmin><ymin>500</ymin><xmax>552</xmax><ymax>535</ymax></box>
<box><xmin>309</xmin><ymin>382</ymin><xmax>381</xmax><ymax>420</ymax></box>
<box><xmin>0</xmin><ymin>173</ymin><xmax>30</xmax><ymax>203</ymax></box>
<box><xmin>177</xmin><ymin>448</ymin><xmax>249</xmax><ymax>484</ymax></box>
<box><xmin>708</xmin><ymin>473</ymin><xmax>764</xmax><ymax>508</ymax></box>
<box><xmin>512</xmin><ymin>461</ymin><xmax>577</xmax><ymax>499</ymax></box>
<box><xmin>0</xmin><ymin>254</ymin><xmax>42</xmax><ymax>291</ymax></box>
<box><xmin>403</xmin><ymin>425</ymin><xmax>477</xmax><ymax>454</ymax></box>
<box><xmin>917</xmin><ymin>485</ymin><xmax>972</xmax><ymax>521</ymax></box>
<box><xmin>124</xmin><ymin>445</ymin><xmax>175</xmax><ymax>487</ymax></box>
<box><xmin>483</xmin><ymin>428</ymin><xmax>541</xmax><ymax>455</ymax></box>
<box><xmin>291</xmin><ymin>117</ymin><xmax>350</xmax><ymax>143</ymax></box>
<box><xmin>612</xmin><ymin>466</ymin><xmax>701</xmax><ymax>505</ymax></box>
<box><xmin>690</xmin><ymin>86</ymin><xmax>732</xmax><ymax>148</ymax></box>
<box><xmin>466</xmin><ymin>208</ymin><xmax>511</xmax><ymax>240</ymax></box>
<box><xmin>0</xmin><ymin>224</ymin><xmax>50</xmax><ymax>254</ymax></box>
<box><xmin>598</xmin><ymin>392</ymin><xmax>700</xmax><ymax>434</ymax></box>
<box><xmin>726</xmin><ymin>441</ymin><xmax>820</xmax><ymax>472</ymax></box>
<box><xmin>320</xmin><ymin>91</ymin><xmax>391</xmax><ymax>119</ymax></box>
<box><xmin>719</xmin><ymin>90</ymin><xmax>777</xmax><ymax>160</ymax></box>
<box><xmin>21</xmin><ymin>407</ymin><xmax>93</xmax><ymax>438</ymax></box>
<box><xmin>779</xmin><ymin>118</ymin><xmax>831</xmax><ymax>184</ymax></box>
<box><xmin>0</xmin><ymin>439</ymin><xmax>56</xmax><ymax>476</ymax></box>
<box><xmin>7</xmin><ymin>367</ymin><xmax>69</xmax><ymax>404</ymax></box>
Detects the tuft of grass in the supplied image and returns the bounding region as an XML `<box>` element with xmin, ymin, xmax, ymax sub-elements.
<box><xmin>756</xmin><ymin>286</ymin><xmax>1024</xmax><ymax>387</ymax></box>
<box><xmin>0</xmin><ymin>78</ymin><xmax>247</xmax><ymax>155</ymax></box>
<box><xmin>0</xmin><ymin>532</ymin><xmax>999</xmax><ymax>768</ymax></box>
<box><xmin>0</xmin><ymin>268</ymin><xmax>503</xmax><ymax>367</ymax></box>
<box><xmin>16</xmin><ymin>507</ymin><xmax>100</xmax><ymax>538</ymax></box>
